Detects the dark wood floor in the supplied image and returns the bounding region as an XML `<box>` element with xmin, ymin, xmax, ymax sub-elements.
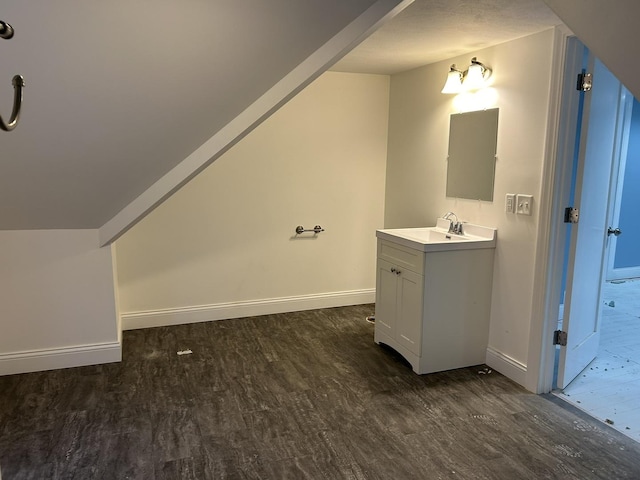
<box><xmin>1</xmin><ymin>305</ymin><xmax>639</xmax><ymax>479</ymax></box>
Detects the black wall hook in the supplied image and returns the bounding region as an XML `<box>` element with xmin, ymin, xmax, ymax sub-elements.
<box><xmin>0</xmin><ymin>20</ymin><xmax>24</xmax><ymax>131</ymax></box>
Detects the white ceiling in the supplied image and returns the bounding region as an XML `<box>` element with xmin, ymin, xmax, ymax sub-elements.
<box><xmin>333</xmin><ymin>0</ymin><xmax>561</xmax><ymax>74</ymax></box>
<box><xmin>0</xmin><ymin>0</ymin><xmax>561</xmax><ymax>231</ymax></box>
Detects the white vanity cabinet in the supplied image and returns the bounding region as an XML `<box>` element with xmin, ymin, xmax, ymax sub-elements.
<box><xmin>374</xmin><ymin>226</ymin><xmax>496</xmax><ymax>375</ymax></box>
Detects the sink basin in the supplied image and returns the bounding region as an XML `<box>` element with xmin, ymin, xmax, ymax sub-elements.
<box><xmin>376</xmin><ymin>219</ymin><xmax>496</xmax><ymax>252</ymax></box>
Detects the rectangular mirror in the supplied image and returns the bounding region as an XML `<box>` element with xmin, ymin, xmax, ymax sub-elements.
<box><xmin>446</xmin><ymin>108</ymin><xmax>499</xmax><ymax>201</ymax></box>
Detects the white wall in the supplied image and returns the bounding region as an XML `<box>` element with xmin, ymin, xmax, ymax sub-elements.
<box><xmin>0</xmin><ymin>230</ymin><xmax>120</xmax><ymax>375</ymax></box>
<box><xmin>115</xmin><ymin>72</ymin><xmax>390</xmax><ymax>328</ymax></box>
<box><xmin>384</xmin><ymin>30</ymin><xmax>556</xmax><ymax>384</ymax></box>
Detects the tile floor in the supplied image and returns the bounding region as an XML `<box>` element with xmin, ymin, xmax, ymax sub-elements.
<box><xmin>558</xmin><ymin>278</ymin><xmax>640</xmax><ymax>442</ymax></box>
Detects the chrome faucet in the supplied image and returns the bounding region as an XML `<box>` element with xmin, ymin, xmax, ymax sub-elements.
<box><xmin>442</xmin><ymin>211</ymin><xmax>463</xmax><ymax>235</ymax></box>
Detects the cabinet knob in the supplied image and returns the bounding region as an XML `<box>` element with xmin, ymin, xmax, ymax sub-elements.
<box><xmin>395</xmin><ymin>269</ymin><xmax>401</xmax><ymax>275</ymax></box>
<box><xmin>390</xmin><ymin>267</ymin><xmax>396</xmax><ymax>273</ymax></box>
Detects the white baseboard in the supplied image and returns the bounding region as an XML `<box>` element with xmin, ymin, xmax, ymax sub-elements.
<box><xmin>486</xmin><ymin>346</ymin><xmax>528</xmax><ymax>387</ymax></box>
<box><xmin>122</xmin><ymin>289</ymin><xmax>375</xmax><ymax>330</ymax></box>
<box><xmin>0</xmin><ymin>341</ymin><xmax>122</xmax><ymax>376</ymax></box>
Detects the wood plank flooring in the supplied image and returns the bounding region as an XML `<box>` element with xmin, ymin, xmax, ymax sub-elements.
<box><xmin>1</xmin><ymin>304</ymin><xmax>640</xmax><ymax>479</ymax></box>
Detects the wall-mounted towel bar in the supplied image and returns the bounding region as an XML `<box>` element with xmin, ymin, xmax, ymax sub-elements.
<box><xmin>295</xmin><ymin>225</ymin><xmax>324</xmax><ymax>235</ymax></box>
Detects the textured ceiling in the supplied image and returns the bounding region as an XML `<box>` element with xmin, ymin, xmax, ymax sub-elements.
<box><xmin>333</xmin><ymin>0</ymin><xmax>561</xmax><ymax>74</ymax></box>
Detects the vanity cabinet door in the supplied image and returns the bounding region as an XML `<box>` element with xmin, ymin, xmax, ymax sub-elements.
<box><xmin>375</xmin><ymin>258</ymin><xmax>423</xmax><ymax>356</ymax></box>
<box><xmin>375</xmin><ymin>258</ymin><xmax>398</xmax><ymax>337</ymax></box>
<box><xmin>396</xmin><ymin>268</ymin><xmax>423</xmax><ymax>356</ymax></box>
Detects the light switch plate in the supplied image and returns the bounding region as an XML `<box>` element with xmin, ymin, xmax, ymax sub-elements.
<box><xmin>516</xmin><ymin>194</ymin><xmax>533</xmax><ymax>215</ymax></box>
<box><xmin>505</xmin><ymin>194</ymin><xmax>515</xmax><ymax>213</ymax></box>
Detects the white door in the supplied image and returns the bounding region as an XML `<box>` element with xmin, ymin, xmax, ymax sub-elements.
<box><xmin>606</xmin><ymin>93</ymin><xmax>638</xmax><ymax>281</ymax></box>
<box><xmin>557</xmin><ymin>58</ymin><xmax>624</xmax><ymax>389</ymax></box>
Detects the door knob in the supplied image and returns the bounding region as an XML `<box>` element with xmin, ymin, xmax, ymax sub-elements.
<box><xmin>607</xmin><ymin>226</ymin><xmax>622</xmax><ymax>237</ymax></box>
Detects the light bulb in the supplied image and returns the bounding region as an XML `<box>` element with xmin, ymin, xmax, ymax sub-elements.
<box><xmin>441</xmin><ymin>69</ymin><xmax>463</xmax><ymax>94</ymax></box>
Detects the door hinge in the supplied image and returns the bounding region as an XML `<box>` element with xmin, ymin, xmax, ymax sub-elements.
<box><xmin>553</xmin><ymin>330</ymin><xmax>568</xmax><ymax>346</ymax></box>
<box><xmin>564</xmin><ymin>207</ymin><xmax>579</xmax><ymax>224</ymax></box>
<box><xmin>577</xmin><ymin>72</ymin><xmax>593</xmax><ymax>91</ymax></box>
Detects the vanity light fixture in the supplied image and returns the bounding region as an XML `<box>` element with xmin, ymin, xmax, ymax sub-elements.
<box><xmin>441</xmin><ymin>57</ymin><xmax>492</xmax><ymax>94</ymax></box>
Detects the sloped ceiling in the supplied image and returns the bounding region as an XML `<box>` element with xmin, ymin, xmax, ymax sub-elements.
<box><xmin>542</xmin><ymin>0</ymin><xmax>640</xmax><ymax>100</ymax></box>
<box><xmin>0</xmin><ymin>0</ymin><xmax>386</xmax><ymax>230</ymax></box>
